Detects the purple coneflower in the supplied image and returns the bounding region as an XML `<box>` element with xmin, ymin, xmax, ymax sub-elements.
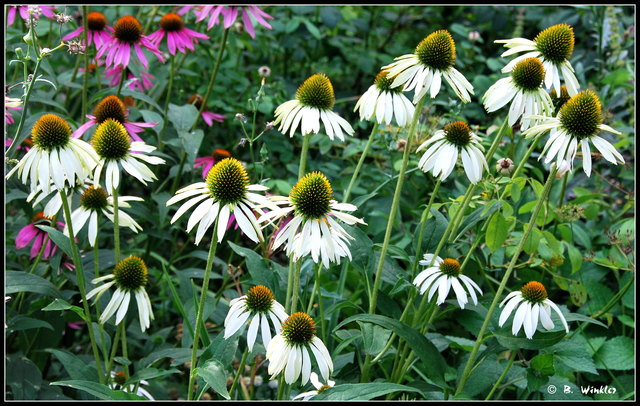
<box><xmin>187</xmin><ymin>94</ymin><xmax>225</xmax><ymax>127</ymax></box>
<box><xmin>72</xmin><ymin>95</ymin><xmax>157</xmax><ymax>142</ymax></box>
<box><xmin>5</xmin><ymin>96</ymin><xmax>22</xmax><ymax>124</ymax></box>
<box><xmin>7</xmin><ymin>5</ymin><xmax>56</xmax><ymax>26</ymax></box>
<box><xmin>104</xmin><ymin>66</ymin><xmax>154</xmax><ymax>93</ymax></box>
<box><xmin>194</xmin><ymin>148</ymin><xmax>231</xmax><ymax>179</ymax></box>
<box><xmin>147</xmin><ymin>12</ymin><xmax>209</xmax><ymax>55</ymax></box>
<box><xmin>96</xmin><ymin>15</ymin><xmax>164</xmax><ymax>69</ymax></box>
<box><xmin>62</xmin><ymin>11</ymin><xmax>113</xmax><ymax>49</ymax></box>
<box><xmin>15</xmin><ymin>212</ymin><xmax>63</xmax><ymax>259</ymax></box>
<box><xmin>187</xmin><ymin>6</ymin><xmax>273</xmax><ymax>38</ymax></box>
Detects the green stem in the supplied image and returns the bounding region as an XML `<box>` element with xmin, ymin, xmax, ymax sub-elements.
<box><xmin>455</xmin><ymin>165</ymin><xmax>558</xmax><ymax>396</ymax></box>
<box><xmin>343</xmin><ymin>122</ymin><xmax>379</xmax><ymax>203</ymax></box>
<box><xmin>298</xmin><ymin>134</ymin><xmax>312</xmax><ymax>180</ymax></box>
<box><xmin>169</xmin><ymin>151</ymin><xmax>187</xmax><ymax>195</ymax></box>
<box><xmin>290</xmin><ymin>260</ymin><xmax>303</xmax><ymax>314</ymax></box>
<box><xmin>115</xmin><ymin>67</ymin><xmax>127</xmax><ymax>98</ymax></box>
<box><xmin>81</xmin><ymin>6</ymin><xmax>90</xmax><ymax>120</ymax></box>
<box><xmin>112</xmin><ymin>187</ymin><xmax>120</xmax><ymax>262</ymax></box>
<box><xmin>119</xmin><ymin>322</ymin><xmax>129</xmax><ymax>379</ymax></box>
<box><xmin>159</xmin><ymin>55</ymin><xmax>175</xmax><ymax>152</ymax></box>
<box><xmin>485</xmin><ymin>351</ymin><xmax>517</xmax><ymax>400</ymax></box>
<box><xmin>229</xmin><ymin>348</ymin><xmax>250</xmax><ymax>399</ymax></box>
<box><xmin>187</xmin><ymin>221</ymin><xmax>220</xmax><ymax>400</ymax></box>
<box><xmin>105</xmin><ymin>323</ymin><xmax>122</xmax><ymax>379</ymax></box>
<box><xmin>6</xmin><ymin>58</ymin><xmax>43</xmax><ymax>157</ymax></box>
<box><xmin>59</xmin><ymin>189</ymin><xmax>106</xmax><ymax>384</ymax></box>
<box><xmin>192</xmin><ymin>28</ymin><xmax>230</xmax><ymax>131</ymax></box>
<box><xmin>284</xmin><ymin>259</ymin><xmax>294</xmax><ymax>314</ymax></box>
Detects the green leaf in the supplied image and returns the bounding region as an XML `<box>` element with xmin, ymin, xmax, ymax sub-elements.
<box><xmin>453</xmin><ymin>201</ymin><xmax>501</xmax><ymax>242</ymax></box>
<box><xmin>125</xmin><ymin>368</ymin><xmax>179</xmax><ymax>386</ymax></box>
<box><xmin>120</xmin><ymin>88</ymin><xmax>163</xmax><ymax>112</ymax></box>
<box><xmin>168</xmin><ymin>103</ymin><xmax>199</xmax><ymax>132</ymax></box>
<box><xmin>414</xmin><ymin>208</ymin><xmax>448</xmax><ymax>253</ymax></box>
<box><xmin>486</xmin><ymin>211</ymin><xmax>509</xmax><ymax>252</ymax></box>
<box><xmin>302</xmin><ymin>19</ymin><xmax>322</xmax><ymax>39</ymax></box>
<box><xmin>45</xmin><ymin>349</ymin><xmax>99</xmax><ymax>382</ymax></box>
<box><xmin>563</xmin><ymin>312</ymin><xmax>607</xmax><ymax>329</ymax></box>
<box><xmin>334</xmin><ymin>314</ymin><xmax>447</xmax><ymax>387</ymax></box>
<box><xmin>51</xmin><ymin>380</ymin><xmax>147</xmax><ymax>400</ymax></box>
<box><xmin>7</xmin><ymin>315</ymin><xmax>54</xmax><ymax>331</ymax></box>
<box><xmin>566</xmin><ymin>243</ymin><xmax>583</xmax><ymax>273</ymax></box>
<box><xmin>312</xmin><ymin>382</ymin><xmax>423</xmax><ymax>400</ymax></box>
<box><xmin>139</xmin><ymin>109</ymin><xmax>163</xmax><ymax>135</ymax></box>
<box><xmin>493</xmin><ymin>326</ymin><xmax>566</xmax><ymax>350</ymax></box>
<box><xmin>180</xmin><ymin>128</ymin><xmax>204</xmax><ymax>167</ymax></box>
<box><xmin>522</xmin><ymin>227</ymin><xmax>542</xmax><ymax>255</ymax></box>
<box><xmin>568</xmin><ymin>280</ymin><xmax>587</xmax><ymax>307</ymax></box>
<box><xmin>541</xmin><ymin>339</ymin><xmax>597</xmax><ymax>375</ymax></box>
<box><xmin>6</xmin><ymin>270</ymin><xmax>62</xmax><ymax>299</ymax></box>
<box><xmin>358</xmin><ymin>322</ymin><xmax>392</xmax><ymax>355</ymax></box>
<box><xmin>594</xmin><ymin>336</ymin><xmax>634</xmax><ymax>370</ymax></box>
<box><xmin>196</xmin><ymin>359</ymin><xmax>230</xmax><ymax>400</ymax></box>
<box><xmin>531</xmin><ymin>353</ymin><xmax>555</xmax><ymax>376</ymax></box>
<box><xmin>42</xmin><ymin>298</ymin><xmax>86</xmax><ymax>321</ymax></box>
<box><xmin>36</xmin><ymin>225</ymin><xmax>73</xmax><ymax>258</ymax></box>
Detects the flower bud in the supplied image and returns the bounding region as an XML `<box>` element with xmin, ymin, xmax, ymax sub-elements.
<box><xmin>495</xmin><ymin>158</ymin><xmax>514</xmax><ymax>176</ymax></box>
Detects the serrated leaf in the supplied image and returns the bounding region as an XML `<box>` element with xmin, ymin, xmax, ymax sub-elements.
<box><xmin>594</xmin><ymin>336</ymin><xmax>634</xmax><ymax>370</ymax></box>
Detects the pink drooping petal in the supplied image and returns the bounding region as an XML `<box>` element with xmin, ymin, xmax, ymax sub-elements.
<box><xmin>183</xmin><ymin>27</ymin><xmax>209</xmax><ymax>40</ymax></box>
<box><xmin>134</xmin><ymin>43</ymin><xmax>149</xmax><ymax>69</ymax></box>
<box><xmin>202</xmin><ymin>111</ymin><xmax>224</xmax><ymax>127</ymax></box>
<box><xmin>249</xmin><ymin>6</ymin><xmax>274</xmax><ymax>28</ymax></box>
<box><xmin>177</xmin><ymin>6</ymin><xmax>193</xmax><ymax>16</ymax></box>
<box><xmin>7</xmin><ymin>7</ymin><xmax>17</xmax><ymax>26</ymax></box>
<box><xmin>19</xmin><ymin>7</ymin><xmax>30</xmax><ymax>20</ymax></box>
<box><xmin>43</xmin><ymin>237</ymin><xmax>57</xmax><ymax>260</ymax></box>
<box><xmin>223</xmin><ymin>7</ymin><xmax>239</xmax><ymax>28</ymax></box>
<box><xmin>16</xmin><ymin>224</ymin><xmax>38</xmax><ymax>249</ymax></box>
<box><xmin>194</xmin><ymin>157</ymin><xmax>215</xmax><ymax>178</ymax></box>
<box><xmin>30</xmin><ymin>233</ymin><xmax>45</xmax><ymax>259</ymax></box>
<box><xmin>62</xmin><ymin>26</ymin><xmax>84</xmax><ymax>41</ymax></box>
<box><xmin>167</xmin><ymin>31</ymin><xmax>177</xmax><ymax>55</ymax></box>
<box><xmin>40</xmin><ymin>6</ymin><xmax>57</xmax><ymax>19</ymax></box>
<box><xmin>67</xmin><ymin>321</ymin><xmax>85</xmax><ymax>330</ymax></box>
<box><xmin>242</xmin><ymin>9</ymin><xmax>256</xmax><ymax>39</ymax></box>
<box><xmin>121</xmin><ymin>42</ymin><xmax>132</xmax><ymax>68</ymax></box>
<box><xmin>72</xmin><ymin>118</ymin><xmax>97</xmax><ymax>139</ymax></box>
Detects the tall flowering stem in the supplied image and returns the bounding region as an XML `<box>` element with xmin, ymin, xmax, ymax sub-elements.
<box><xmin>59</xmin><ymin>189</ymin><xmax>106</xmax><ymax>384</ymax></box>
<box><xmin>159</xmin><ymin>55</ymin><xmax>176</xmax><ymax>152</ymax></box>
<box><xmin>187</xmin><ymin>220</ymin><xmax>220</xmax><ymax>400</ymax></box>
<box><xmin>297</xmin><ymin>134</ymin><xmax>312</xmax><ymax>180</ymax></box>
<box><xmin>112</xmin><ymin>187</ymin><xmax>121</xmax><ymax>262</ymax></box>
<box><xmin>81</xmin><ymin>6</ymin><xmax>90</xmax><ymax>120</ymax></box>
<box><xmin>343</xmin><ymin>122</ymin><xmax>379</xmax><ymax>203</ymax></box>
<box><xmin>455</xmin><ymin>165</ymin><xmax>558</xmax><ymax>396</ymax></box>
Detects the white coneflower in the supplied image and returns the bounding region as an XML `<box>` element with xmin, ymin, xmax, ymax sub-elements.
<box><xmin>64</xmin><ymin>185</ymin><xmax>143</xmax><ymax>246</ymax></box>
<box><xmin>292</xmin><ymin>372</ymin><xmax>335</xmax><ymax>401</ymax></box>
<box><xmin>91</xmin><ymin>119</ymin><xmax>165</xmax><ymax>192</ymax></box>
<box><xmin>413</xmin><ymin>254</ymin><xmax>483</xmax><ymax>309</ymax></box>
<box><xmin>266</xmin><ymin>312</ymin><xmax>333</xmax><ymax>385</ymax></box>
<box><xmin>86</xmin><ymin>256</ymin><xmax>154</xmax><ymax>332</ymax></box>
<box><xmin>496</xmin><ymin>24</ymin><xmax>580</xmax><ymax>96</ymax></box>
<box><xmin>522</xmin><ymin>90</ymin><xmax>624</xmax><ymax>176</ymax></box>
<box><xmin>354</xmin><ymin>70</ymin><xmax>415</xmax><ymax>127</ymax></box>
<box><xmin>223</xmin><ymin>285</ymin><xmax>288</xmax><ymax>351</ymax></box>
<box><xmin>383</xmin><ymin>30</ymin><xmax>474</xmax><ymax>103</ymax></box>
<box><xmin>498</xmin><ymin>281</ymin><xmax>569</xmax><ymax>339</ymax></box>
<box><xmin>416</xmin><ymin>121</ymin><xmax>488</xmax><ymax>184</ymax></box>
<box><xmin>259</xmin><ymin>172</ymin><xmax>366</xmax><ymax>268</ymax></box>
<box><xmin>273</xmin><ymin>73</ymin><xmax>354</xmax><ymax>141</ymax></box>
<box><xmin>483</xmin><ymin>57</ymin><xmax>553</xmax><ymax>131</ymax></box>
<box><xmin>167</xmin><ymin>158</ymin><xmax>277</xmax><ymax>245</ymax></box>
<box><xmin>6</xmin><ymin>114</ymin><xmax>99</xmax><ymax>194</ymax></box>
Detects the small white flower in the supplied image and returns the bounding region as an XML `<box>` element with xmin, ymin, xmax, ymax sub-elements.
<box><xmin>224</xmin><ymin>285</ymin><xmax>288</xmax><ymax>352</ymax></box>
<box><xmin>86</xmin><ymin>256</ymin><xmax>154</xmax><ymax>332</ymax></box>
<box><xmin>416</xmin><ymin>121</ymin><xmax>488</xmax><ymax>184</ymax></box>
<box><xmin>292</xmin><ymin>372</ymin><xmax>335</xmax><ymax>401</ymax></box>
<box><xmin>64</xmin><ymin>184</ymin><xmax>143</xmax><ymax>247</ymax></box>
<box><xmin>522</xmin><ymin>90</ymin><xmax>624</xmax><ymax>176</ymax></box>
<box><xmin>6</xmin><ymin>114</ymin><xmax>99</xmax><ymax>194</ymax></box>
<box><xmin>167</xmin><ymin>158</ymin><xmax>278</xmax><ymax>245</ymax></box>
<box><xmin>91</xmin><ymin>119</ymin><xmax>165</xmax><ymax>193</ymax></box>
<box><xmin>274</xmin><ymin>73</ymin><xmax>354</xmax><ymax>141</ymax></box>
<box><xmin>383</xmin><ymin>30</ymin><xmax>474</xmax><ymax>104</ymax></box>
<box><xmin>413</xmin><ymin>254</ymin><xmax>483</xmax><ymax>309</ymax></box>
<box><xmin>354</xmin><ymin>70</ymin><xmax>415</xmax><ymax>127</ymax></box>
<box><xmin>498</xmin><ymin>281</ymin><xmax>569</xmax><ymax>339</ymax></box>
<box><xmin>259</xmin><ymin>172</ymin><xmax>366</xmax><ymax>268</ymax></box>
<box><xmin>266</xmin><ymin>312</ymin><xmax>333</xmax><ymax>385</ymax></box>
<box><xmin>496</xmin><ymin>24</ymin><xmax>580</xmax><ymax>96</ymax></box>
<box><xmin>483</xmin><ymin>57</ymin><xmax>554</xmax><ymax>131</ymax></box>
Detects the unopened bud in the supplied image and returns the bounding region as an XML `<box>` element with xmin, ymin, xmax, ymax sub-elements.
<box><xmin>468</xmin><ymin>31</ymin><xmax>481</xmax><ymax>41</ymax></box>
<box><xmin>495</xmin><ymin>158</ymin><xmax>514</xmax><ymax>176</ymax></box>
<box><xmin>234</xmin><ymin>113</ymin><xmax>246</xmax><ymax>123</ymax></box>
<box><xmin>396</xmin><ymin>138</ymin><xmax>407</xmax><ymax>151</ymax></box>
<box><xmin>258</xmin><ymin>66</ymin><xmax>271</xmax><ymax>78</ymax></box>
<box><xmin>265</xmin><ymin>121</ymin><xmax>275</xmax><ymax>131</ymax></box>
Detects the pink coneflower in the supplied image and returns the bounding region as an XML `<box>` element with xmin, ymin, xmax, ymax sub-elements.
<box><xmin>15</xmin><ymin>212</ymin><xmax>64</xmax><ymax>259</ymax></box>
<box><xmin>147</xmin><ymin>12</ymin><xmax>209</xmax><ymax>55</ymax></box>
<box><xmin>7</xmin><ymin>5</ymin><xmax>56</xmax><ymax>26</ymax></box>
<box><xmin>62</xmin><ymin>11</ymin><xmax>113</xmax><ymax>49</ymax></box>
<box><xmin>5</xmin><ymin>96</ymin><xmax>22</xmax><ymax>124</ymax></box>
<box><xmin>191</xmin><ymin>6</ymin><xmax>273</xmax><ymax>38</ymax></box>
<box><xmin>187</xmin><ymin>94</ymin><xmax>225</xmax><ymax>127</ymax></box>
<box><xmin>104</xmin><ymin>65</ymin><xmax>154</xmax><ymax>93</ymax></box>
<box><xmin>72</xmin><ymin>95</ymin><xmax>157</xmax><ymax>142</ymax></box>
<box><xmin>193</xmin><ymin>148</ymin><xmax>231</xmax><ymax>178</ymax></box>
<box><xmin>96</xmin><ymin>15</ymin><xmax>164</xmax><ymax>70</ymax></box>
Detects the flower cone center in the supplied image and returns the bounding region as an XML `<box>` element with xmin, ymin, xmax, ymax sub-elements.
<box><xmin>443</xmin><ymin>121</ymin><xmax>472</xmax><ymax>147</ymax></box>
<box><xmin>32</xmin><ymin>211</ymin><xmax>53</xmax><ymax>225</ymax></box>
<box><xmin>374</xmin><ymin>70</ymin><xmax>401</xmax><ymax>93</ymax></box>
<box><xmin>534</xmin><ymin>24</ymin><xmax>575</xmax><ymax>64</ymax></box>
<box><xmin>114</xmin><ymin>16</ymin><xmax>143</xmax><ymax>43</ymax></box>
<box><xmin>160</xmin><ymin>13</ymin><xmax>184</xmax><ymax>32</ymax></box>
<box><xmin>521</xmin><ymin>281</ymin><xmax>548</xmax><ymax>303</ymax></box>
<box><xmin>282</xmin><ymin>312</ymin><xmax>316</xmax><ymax>345</ymax></box>
<box><xmin>415</xmin><ymin>30</ymin><xmax>456</xmax><ymax>71</ymax></box>
<box><xmin>439</xmin><ymin>258</ymin><xmax>461</xmax><ymax>277</ymax></box>
<box><xmin>87</xmin><ymin>11</ymin><xmax>107</xmax><ymax>31</ymax></box>
<box><xmin>114</xmin><ymin>256</ymin><xmax>148</xmax><ymax>291</ymax></box>
<box><xmin>187</xmin><ymin>94</ymin><xmax>204</xmax><ymax>109</ymax></box>
<box><xmin>296</xmin><ymin>73</ymin><xmax>335</xmax><ymax>110</ymax></box>
<box><xmin>511</xmin><ymin>57</ymin><xmax>545</xmax><ymax>91</ymax></box>
<box><xmin>212</xmin><ymin>148</ymin><xmax>231</xmax><ymax>160</ymax></box>
<box><xmin>94</xmin><ymin>95</ymin><xmax>127</xmax><ymax>125</ymax></box>
<box><xmin>31</xmin><ymin>114</ymin><xmax>72</xmax><ymax>151</ymax></box>
<box><xmin>559</xmin><ymin>90</ymin><xmax>602</xmax><ymax>140</ymax></box>
<box><xmin>290</xmin><ymin>172</ymin><xmax>333</xmax><ymax>220</ymax></box>
<box><xmin>245</xmin><ymin>285</ymin><xmax>274</xmax><ymax>313</ymax></box>
<box><xmin>91</xmin><ymin>119</ymin><xmax>131</xmax><ymax>160</ymax></box>
<box><xmin>206</xmin><ymin>158</ymin><xmax>249</xmax><ymax>205</ymax></box>
<box><xmin>80</xmin><ymin>185</ymin><xmax>109</xmax><ymax>211</ymax></box>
